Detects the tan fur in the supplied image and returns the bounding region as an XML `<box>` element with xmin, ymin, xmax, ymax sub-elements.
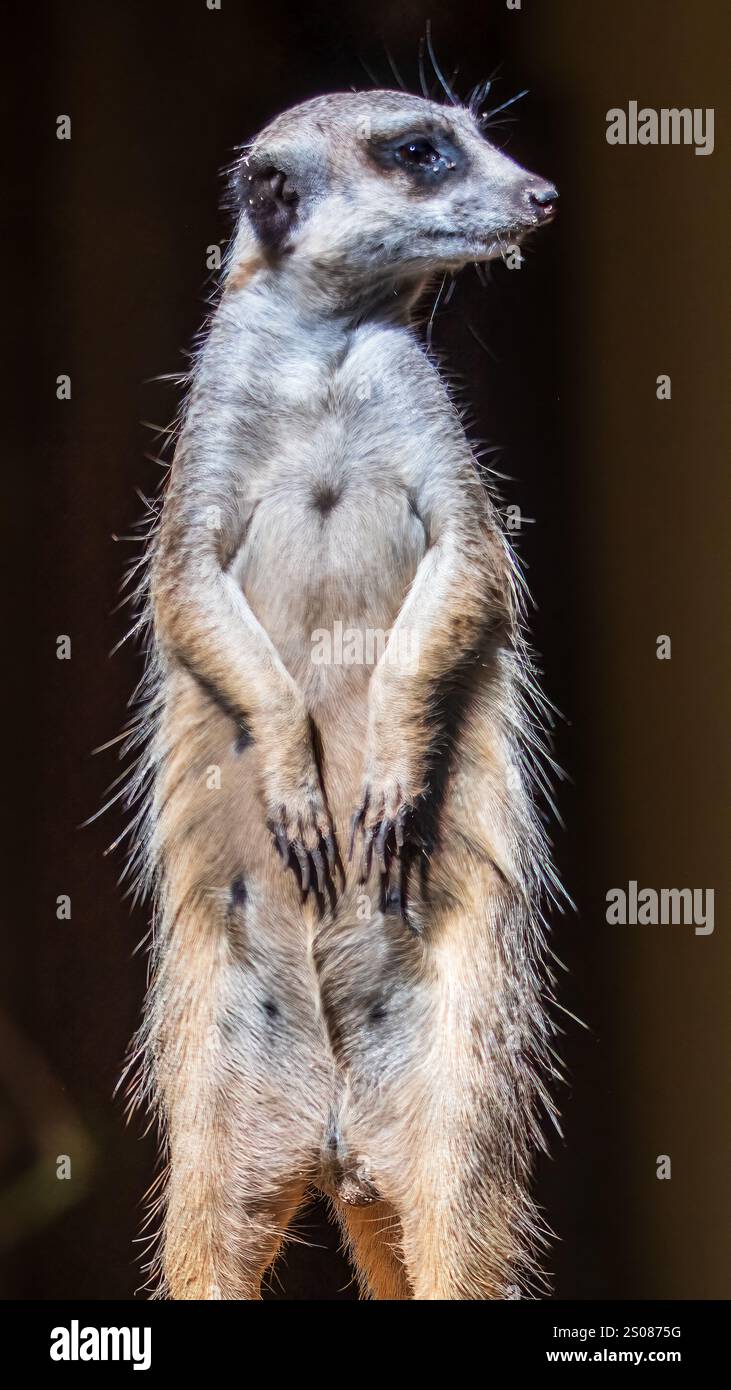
<box><xmin>227</xmin><ymin>253</ymin><xmax>266</xmax><ymax>293</ymax></box>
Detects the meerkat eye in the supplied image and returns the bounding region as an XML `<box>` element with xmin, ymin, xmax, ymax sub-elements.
<box><xmin>396</xmin><ymin>138</ymin><xmax>441</xmax><ymax>167</ymax></box>
<box><xmin>369</xmin><ymin>131</ymin><xmax>461</xmax><ymax>183</ymax></box>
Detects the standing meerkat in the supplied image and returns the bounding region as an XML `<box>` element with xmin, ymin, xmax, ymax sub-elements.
<box><xmin>118</xmin><ymin>88</ymin><xmax>561</xmax><ymax>1300</ymax></box>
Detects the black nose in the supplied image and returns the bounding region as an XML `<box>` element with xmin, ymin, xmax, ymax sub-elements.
<box><xmin>528</xmin><ymin>183</ymin><xmax>559</xmax><ymax>218</ymax></box>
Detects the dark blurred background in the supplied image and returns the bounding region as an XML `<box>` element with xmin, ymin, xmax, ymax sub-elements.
<box><xmin>2</xmin><ymin>0</ymin><xmax>729</xmax><ymax>1299</ymax></box>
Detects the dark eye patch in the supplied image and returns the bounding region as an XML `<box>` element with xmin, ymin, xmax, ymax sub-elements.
<box><xmin>368</xmin><ymin>129</ymin><xmax>466</xmax><ymax>187</ymax></box>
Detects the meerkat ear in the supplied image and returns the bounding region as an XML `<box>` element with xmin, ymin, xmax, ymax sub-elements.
<box><xmin>243</xmin><ymin>160</ymin><xmax>300</xmax><ymax>254</ymax></box>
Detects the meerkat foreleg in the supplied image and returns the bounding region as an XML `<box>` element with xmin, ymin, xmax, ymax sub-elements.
<box><xmin>351</xmin><ymin>519</ymin><xmax>505</xmax><ymax>879</ymax></box>
<box><xmin>153</xmin><ymin>478</ymin><xmax>336</xmax><ymax>894</ymax></box>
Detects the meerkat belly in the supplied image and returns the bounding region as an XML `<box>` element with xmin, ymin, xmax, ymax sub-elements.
<box><xmin>232</xmin><ymin>420</ymin><xmax>426</xmax><ymax>698</ymax></box>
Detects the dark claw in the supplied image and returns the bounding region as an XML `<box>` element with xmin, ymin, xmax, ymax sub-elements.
<box><xmin>325</xmin><ymin>831</ymin><xmax>337</xmax><ymax>872</ymax></box>
<box><xmin>375</xmin><ymin>819</ymin><xmax>392</xmax><ymax>874</ymax></box>
<box><xmin>348</xmin><ymin>808</ymin><xmax>363</xmax><ymax>863</ymax></box>
<box><xmin>359</xmin><ymin>825</ymin><xmax>375</xmax><ymax>882</ymax></box>
<box><xmin>395</xmin><ymin>809</ymin><xmax>407</xmax><ymax>850</ymax></box>
<box><xmin>275</xmin><ymin>825</ymin><xmax>289</xmax><ymax>862</ymax></box>
<box><xmin>311</xmin><ymin>846</ymin><xmax>326</xmax><ymax>896</ymax></box>
<box><xmin>293</xmin><ymin>843</ymin><xmax>310</xmax><ymax>893</ymax></box>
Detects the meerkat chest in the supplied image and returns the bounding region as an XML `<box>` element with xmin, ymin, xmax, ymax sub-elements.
<box><xmin>231</xmin><ymin>330</ymin><xmax>431</xmax><ymax>631</ymax></box>
<box><xmin>251</xmin><ymin>328</ymin><xmax>430</xmax><ymax>504</ymax></box>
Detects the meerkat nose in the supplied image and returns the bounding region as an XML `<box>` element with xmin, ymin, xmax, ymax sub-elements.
<box><xmin>528</xmin><ymin>183</ymin><xmax>559</xmax><ymax>219</ymax></box>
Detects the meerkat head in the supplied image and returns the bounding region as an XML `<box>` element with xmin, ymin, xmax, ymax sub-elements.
<box><xmin>231</xmin><ymin>89</ymin><xmax>557</xmax><ymax>293</ymax></box>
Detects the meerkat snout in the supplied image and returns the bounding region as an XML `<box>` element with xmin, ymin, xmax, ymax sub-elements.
<box><xmin>528</xmin><ymin>181</ymin><xmax>559</xmax><ymax>215</ymax></box>
<box><xmin>229</xmin><ymin>89</ymin><xmax>557</xmax><ymax>286</ymax></box>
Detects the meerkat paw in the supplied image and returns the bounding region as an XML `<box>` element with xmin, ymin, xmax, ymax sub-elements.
<box><xmin>266</xmin><ymin>778</ymin><xmax>337</xmax><ymax>900</ymax></box>
<box><xmin>348</xmin><ymin>778</ymin><xmax>416</xmax><ymax>884</ymax></box>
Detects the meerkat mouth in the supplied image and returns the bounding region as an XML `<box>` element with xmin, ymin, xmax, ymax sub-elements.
<box><xmin>428</xmin><ymin>216</ymin><xmax>553</xmax><ymax>250</ymax></box>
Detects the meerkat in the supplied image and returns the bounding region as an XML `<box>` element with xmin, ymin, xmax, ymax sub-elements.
<box><xmin>117</xmin><ymin>88</ymin><xmax>561</xmax><ymax>1301</ymax></box>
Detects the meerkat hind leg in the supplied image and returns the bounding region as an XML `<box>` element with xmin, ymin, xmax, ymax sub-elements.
<box><xmin>164</xmin><ymin>1167</ymin><xmax>306</xmax><ymax>1300</ymax></box>
<box><xmin>332</xmin><ymin>1198</ymin><xmax>412</xmax><ymax>1300</ymax></box>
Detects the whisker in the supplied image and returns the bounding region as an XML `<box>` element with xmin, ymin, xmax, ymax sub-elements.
<box><xmin>383</xmin><ymin>43</ymin><xmax>407</xmax><ymax>93</ymax></box>
<box><xmin>479</xmin><ymin>89</ymin><xmax>529</xmax><ymax>125</ymax></box>
<box><xmin>417</xmin><ymin>36</ymin><xmax>430</xmax><ymax>99</ymax></box>
<box><xmin>425</xmin><ymin>20</ymin><xmax>458</xmax><ymax>105</ymax></box>
<box><xmin>357</xmin><ymin>54</ymin><xmax>380</xmax><ymax>88</ymax></box>
<box><xmin>426</xmin><ymin>272</ymin><xmax>448</xmax><ymax>350</ymax></box>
